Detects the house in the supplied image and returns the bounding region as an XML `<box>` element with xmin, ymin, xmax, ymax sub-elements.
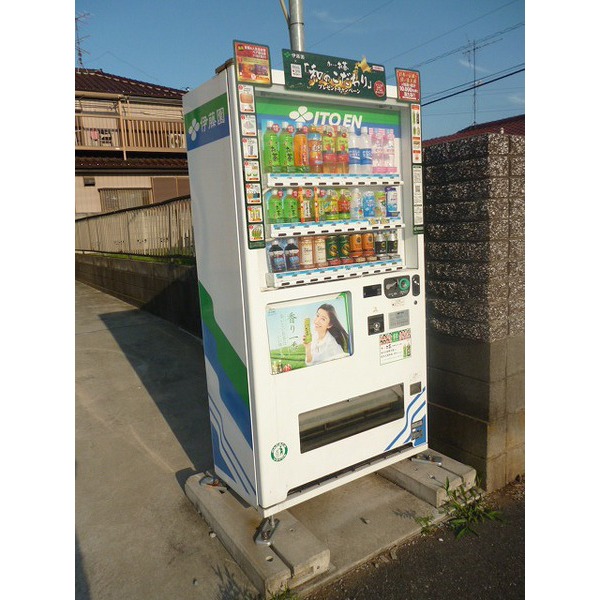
<box><xmin>75</xmin><ymin>69</ymin><xmax>190</xmax><ymax>217</ymax></box>
<box><xmin>423</xmin><ymin>114</ymin><xmax>525</xmax><ymax>147</ymax></box>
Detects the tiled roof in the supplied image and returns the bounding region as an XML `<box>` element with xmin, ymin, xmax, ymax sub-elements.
<box><xmin>75</xmin><ymin>69</ymin><xmax>185</xmax><ymax>100</ymax></box>
<box><xmin>75</xmin><ymin>154</ymin><xmax>189</xmax><ymax>171</ymax></box>
<box><xmin>424</xmin><ymin>114</ymin><xmax>524</xmax><ymax>147</ymax></box>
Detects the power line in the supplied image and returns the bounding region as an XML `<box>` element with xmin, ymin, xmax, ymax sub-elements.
<box><xmin>422</xmin><ymin>67</ymin><xmax>525</xmax><ymax>106</ymax></box>
<box><xmin>308</xmin><ymin>0</ymin><xmax>397</xmax><ymax>49</ymax></box>
<box><xmin>423</xmin><ymin>63</ymin><xmax>524</xmax><ymax>100</ymax></box>
<box><xmin>381</xmin><ymin>0</ymin><xmax>521</xmax><ymax>64</ymax></box>
<box><xmin>408</xmin><ymin>22</ymin><xmax>523</xmax><ymax>70</ymax></box>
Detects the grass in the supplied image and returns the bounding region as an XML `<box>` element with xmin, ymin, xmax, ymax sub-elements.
<box><xmin>442</xmin><ymin>478</ymin><xmax>503</xmax><ymax>540</ymax></box>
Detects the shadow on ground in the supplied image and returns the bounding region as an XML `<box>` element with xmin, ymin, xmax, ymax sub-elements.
<box><xmin>99</xmin><ymin>308</ymin><xmax>213</xmax><ymax>481</ymax></box>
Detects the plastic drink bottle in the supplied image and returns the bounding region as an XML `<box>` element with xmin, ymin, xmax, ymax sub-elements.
<box><xmin>322</xmin><ymin>126</ymin><xmax>336</xmax><ymax>173</ymax></box>
<box><xmin>284</xmin><ymin>238</ymin><xmax>300</xmax><ymax>271</ymax></box>
<box><xmin>267</xmin><ymin>190</ymin><xmax>284</xmax><ymax>223</ymax></box>
<box><xmin>303</xmin><ymin>317</ymin><xmax>312</xmax><ymax>343</ymax></box>
<box><xmin>293</xmin><ymin>122</ymin><xmax>309</xmax><ymax>173</ymax></box>
<box><xmin>268</xmin><ymin>241</ymin><xmax>286</xmax><ymax>272</ymax></box>
<box><xmin>263</xmin><ymin>121</ymin><xmax>280</xmax><ymax>173</ymax></box>
<box><xmin>359</xmin><ymin>126</ymin><xmax>373</xmax><ymax>174</ymax></box>
<box><xmin>384</xmin><ymin>131</ymin><xmax>396</xmax><ymax>173</ymax></box>
<box><xmin>374</xmin><ymin>190</ymin><xmax>387</xmax><ymax>218</ymax></box>
<box><xmin>279</xmin><ymin>122</ymin><xmax>295</xmax><ymax>173</ymax></box>
<box><xmin>350</xmin><ymin>188</ymin><xmax>364</xmax><ymax>219</ymax></box>
<box><xmin>308</xmin><ymin>126</ymin><xmax>323</xmax><ymax>173</ymax></box>
<box><xmin>371</xmin><ymin>129</ymin><xmax>383</xmax><ymax>174</ymax></box>
<box><xmin>385</xmin><ymin>186</ymin><xmax>399</xmax><ymax>217</ymax></box>
<box><xmin>335</xmin><ymin>126</ymin><xmax>349</xmax><ymax>174</ymax></box>
<box><xmin>324</xmin><ymin>189</ymin><xmax>339</xmax><ymax>220</ymax></box>
<box><xmin>337</xmin><ymin>188</ymin><xmax>351</xmax><ymax>220</ymax></box>
<box><xmin>348</xmin><ymin>127</ymin><xmax>360</xmax><ymax>174</ymax></box>
<box><xmin>298</xmin><ymin>187</ymin><xmax>315</xmax><ymax>222</ymax></box>
<box><xmin>282</xmin><ymin>188</ymin><xmax>299</xmax><ymax>223</ymax></box>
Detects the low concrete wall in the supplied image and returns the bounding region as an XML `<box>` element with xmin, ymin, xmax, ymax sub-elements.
<box><xmin>75</xmin><ymin>253</ymin><xmax>202</xmax><ymax>337</ymax></box>
<box><xmin>424</xmin><ymin>132</ymin><xmax>525</xmax><ymax>491</ymax></box>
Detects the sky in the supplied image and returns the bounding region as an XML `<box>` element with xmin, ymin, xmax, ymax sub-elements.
<box><xmin>74</xmin><ymin>0</ymin><xmax>525</xmax><ymax>140</ymax></box>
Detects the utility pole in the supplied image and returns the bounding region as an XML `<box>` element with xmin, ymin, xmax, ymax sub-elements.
<box><xmin>279</xmin><ymin>0</ymin><xmax>305</xmax><ymax>51</ymax></box>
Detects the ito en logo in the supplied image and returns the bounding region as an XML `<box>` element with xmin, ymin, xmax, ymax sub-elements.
<box><xmin>289</xmin><ymin>105</ymin><xmax>363</xmax><ymax>129</ymax></box>
<box><xmin>188</xmin><ymin>118</ymin><xmax>200</xmax><ymax>141</ymax></box>
<box><xmin>271</xmin><ymin>442</ymin><xmax>288</xmax><ymax>462</ymax></box>
<box><xmin>288</xmin><ymin>105</ymin><xmax>314</xmax><ymax>123</ymax></box>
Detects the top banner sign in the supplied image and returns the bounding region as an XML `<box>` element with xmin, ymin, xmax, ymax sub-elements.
<box><xmin>395</xmin><ymin>69</ymin><xmax>421</xmax><ymax>103</ymax></box>
<box><xmin>282</xmin><ymin>49</ymin><xmax>387</xmax><ymax>100</ymax></box>
<box><xmin>233</xmin><ymin>40</ymin><xmax>272</xmax><ymax>86</ymax></box>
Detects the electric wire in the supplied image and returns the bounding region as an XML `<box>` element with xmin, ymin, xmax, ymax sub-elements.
<box><xmin>423</xmin><ymin>63</ymin><xmax>524</xmax><ymax>100</ymax></box>
<box><xmin>422</xmin><ymin>67</ymin><xmax>524</xmax><ymax>106</ymax></box>
<box><xmin>380</xmin><ymin>0</ymin><xmax>522</xmax><ymax>64</ymax></box>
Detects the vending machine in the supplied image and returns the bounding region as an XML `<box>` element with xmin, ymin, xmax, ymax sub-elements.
<box><xmin>184</xmin><ymin>42</ymin><xmax>427</xmax><ymax>518</ymax></box>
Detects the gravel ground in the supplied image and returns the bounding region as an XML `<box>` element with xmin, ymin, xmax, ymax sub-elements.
<box><xmin>304</xmin><ymin>478</ymin><xmax>525</xmax><ymax>600</ymax></box>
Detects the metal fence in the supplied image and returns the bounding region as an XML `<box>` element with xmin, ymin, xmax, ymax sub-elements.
<box><xmin>75</xmin><ymin>196</ymin><xmax>195</xmax><ymax>257</ymax></box>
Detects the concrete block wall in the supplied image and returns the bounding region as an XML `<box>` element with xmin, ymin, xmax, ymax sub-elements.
<box><xmin>75</xmin><ymin>254</ymin><xmax>202</xmax><ymax>337</ymax></box>
<box><xmin>423</xmin><ymin>133</ymin><xmax>525</xmax><ymax>491</ymax></box>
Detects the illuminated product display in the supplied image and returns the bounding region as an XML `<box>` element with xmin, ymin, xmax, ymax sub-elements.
<box><xmin>184</xmin><ymin>46</ymin><xmax>426</xmax><ymax>517</ymax></box>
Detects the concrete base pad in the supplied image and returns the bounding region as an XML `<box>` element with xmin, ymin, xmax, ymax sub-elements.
<box><xmin>185</xmin><ymin>474</ymin><xmax>330</xmax><ymax>598</ymax></box>
<box><xmin>185</xmin><ymin>451</ymin><xmax>475</xmax><ymax>597</ymax></box>
<box><xmin>379</xmin><ymin>451</ymin><xmax>477</xmax><ymax>507</ymax></box>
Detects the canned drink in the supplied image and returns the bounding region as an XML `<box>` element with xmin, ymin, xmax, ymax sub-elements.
<box><xmin>361</xmin><ymin>232</ymin><xmax>374</xmax><ymax>253</ymax></box>
<box><xmin>374</xmin><ymin>232</ymin><xmax>387</xmax><ymax>256</ymax></box>
<box><xmin>349</xmin><ymin>233</ymin><xmax>363</xmax><ymax>257</ymax></box>
<box><xmin>326</xmin><ymin>235</ymin><xmax>341</xmax><ymax>266</ymax></box>
<box><xmin>313</xmin><ymin>236</ymin><xmax>327</xmax><ymax>267</ymax></box>
<box><xmin>362</xmin><ymin>190</ymin><xmax>376</xmax><ymax>218</ymax></box>
<box><xmin>386</xmin><ymin>230</ymin><xmax>398</xmax><ymax>256</ymax></box>
<box><xmin>337</xmin><ymin>234</ymin><xmax>353</xmax><ymax>264</ymax></box>
<box><xmin>299</xmin><ymin>236</ymin><xmax>315</xmax><ymax>269</ymax></box>
<box><xmin>374</xmin><ymin>191</ymin><xmax>387</xmax><ymax>218</ymax></box>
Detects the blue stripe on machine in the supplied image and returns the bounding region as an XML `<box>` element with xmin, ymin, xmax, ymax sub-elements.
<box><xmin>202</xmin><ymin>326</ymin><xmax>253</xmax><ymax>447</ymax></box>
<box><xmin>209</xmin><ymin>400</ymin><xmax>256</xmax><ymax>495</ymax></box>
<box><xmin>385</xmin><ymin>387</ymin><xmax>426</xmax><ymax>451</ymax></box>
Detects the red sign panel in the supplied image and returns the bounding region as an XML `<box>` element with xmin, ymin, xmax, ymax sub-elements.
<box><xmin>233</xmin><ymin>40</ymin><xmax>272</xmax><ymax>86</ymax></box>
<box><xmin>395</xmin><ymin>69</ymin><xmax>420</xmax><ymax>103</ymax></box>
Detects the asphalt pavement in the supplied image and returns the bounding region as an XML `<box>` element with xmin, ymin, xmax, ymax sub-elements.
<box><xmin>75</xmin><ymin>280</ymin><xmax>525</xmax><ymax>599</ymax></box>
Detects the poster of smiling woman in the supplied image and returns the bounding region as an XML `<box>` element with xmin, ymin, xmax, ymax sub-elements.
<box><xmin>266</xmin><ymin>292</ymin><xmax>353</xmax><ymax>374</ymax></box>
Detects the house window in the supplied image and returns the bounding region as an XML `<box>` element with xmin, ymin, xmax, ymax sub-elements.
<box><xmin>98</xmin><ymin>188</ymin><xmax>152</xmax><ymax>212</ymax></box>
<box><xmin>83</xmin><ymin>177</ymin><xmax>95</xmax><ymax>187</ymax></box>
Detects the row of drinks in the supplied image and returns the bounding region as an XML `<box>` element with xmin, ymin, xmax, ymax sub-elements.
<box><xmin>267</xmin><ymin>186</ymin><xmax>400</xmax><ymax>224</ymax></box>
<box><xmin>268</xmin><ymin>231</ymin><xmax>400</xmax><ymax>273</ymax></box>
<box><xmin>262</xmin><ymin>121</ymin><xmax>397</xmax><ymax>175</ymax></box>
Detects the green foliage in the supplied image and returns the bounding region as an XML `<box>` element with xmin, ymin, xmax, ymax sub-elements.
<box><xmin>442</xmin><ymin>478</ymin><xmax>503</xmax><ymax>540</ymax></box>
<box><xmin>414</xmin><ymin>514</ymin><xmax>436</xmax><ymax>535</ymax></box>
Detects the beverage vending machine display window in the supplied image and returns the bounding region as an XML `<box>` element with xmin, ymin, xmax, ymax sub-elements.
<box><xmin>184</xmin><ymin>57</ymin><xmax>426</xmax><ymax>518</ymax></box>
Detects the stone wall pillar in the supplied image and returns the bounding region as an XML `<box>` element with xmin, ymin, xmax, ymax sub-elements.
<box><xmin>424</xmin><ymin>133</ymin><xmax>524</xmax><ymax>491</ymax></box>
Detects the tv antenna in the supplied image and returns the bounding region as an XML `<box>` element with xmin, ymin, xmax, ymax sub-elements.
<box><xmin>463</xmin><ymin>36</ymin><xmax>501</xmax><ymax>125</ymax></box>
<box><xmin>76</xmin><ymin>12</ymin><xmax>91</xmax><ymax>69</ymax></box>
